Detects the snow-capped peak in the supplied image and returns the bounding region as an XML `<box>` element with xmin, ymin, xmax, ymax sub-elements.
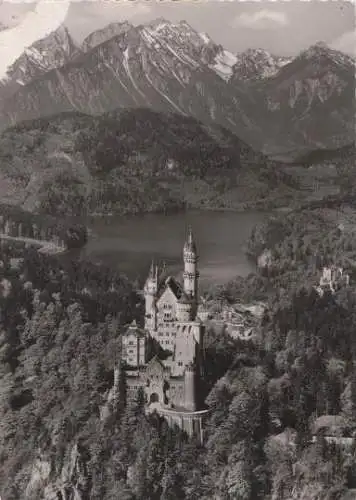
<box><xmin>210</xmin><ymin>50</ymin><xmax>238</xmax><ymax>81</ymax></box>
<box><xmin>300</xmin><ymin>42</ymin><xmax>355</xmax><ymax>68</ymax></box>
<box><xmin>199</xmin><ymin>32</ymin><xmax>212</xmax><ymax>45</ymax></box>
<box><xmin>2</xmin><ymin>24</ymin><xmax>78</xmax><ymax>86</ymax></box>
<box><xmin>146</xmin><ymin>18</ymin><xmax>171</xmax><ymax>32</ymax></box>
<box><xmin>232</xmin><ymin>48</ymin><xmax>292</xmax><ymax>81</ymax></box>
<box><xmin>81</xmin><ymin>21</ymin><xmax>132</xmax><ymax>52</ymax></box>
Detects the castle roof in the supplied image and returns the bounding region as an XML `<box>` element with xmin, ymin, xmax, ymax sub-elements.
<box><xmin>123</xmin><ymin>319</ymin><xmax>146</xmax><ymax>337</ymax></box>
<box><xmin>183</xmin><ymin>227</ymin><xmax>197</xmax><ymax>253</ymax></box>
<box><xmin>156</xmin><ymin>275</ymin><xmax>190</xmax><ymax>302</ymax></box>
<box><xmin>177</xmin><ymin>295</ymin><xmax>192</xmax><ymax>305</ymax></box>
<box><xmin>145</xmin><ymin>355</ymin><xmax>171</xmax><ymax>375</ymax></box>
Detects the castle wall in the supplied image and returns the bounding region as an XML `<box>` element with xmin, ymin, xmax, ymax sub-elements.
<box><xmin>154</xmin><ymin>287</ymin><xmax>179</xmax><ymax>350</ymax></box>
<box><xmin>184</xmin><ymin>367</ymin><xmax>196</xmax><ymax>411</ymax></box>
<box><xmin>156</xmin><ymin>407</ymin><xmax>211</xmax><ymax>444</ymax></box>
<box><xmin>176</xmin><ymin>301</ymin><xmax>192</xmax><ymax>322</ymax></box>
<box><xmin>122</xmin><ymin>332</ymin><xmax>146</xmax><ymax>367</ymax></box>
<box><xmin>166</xmin><ymin>377</ymin><xmax>185</xmax><ymax>407</ymax></box>
<box><xmin>174</xmin><ymin>324</ymin><xmax>202</xmax><ymax>368</ymax></box>
<box><xmin>126</xmin><ymin>373</ymin><xmax>146</xmax><ymax>399</ymax></box>
<box><xmin>126</xmin><ymin>370</ymin><xmax>188</xmax><ymax>410</ymax></box>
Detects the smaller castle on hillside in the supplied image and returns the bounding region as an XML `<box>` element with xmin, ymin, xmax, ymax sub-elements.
<box><xmin>121</xmin><ymin>229</ymin><xmax>210</xmax><ymax>443</ymax></box>
<box><xmin>315</xmin><ymin>265</ymin><xmax>350</xmax><ymax>297</ymax></box>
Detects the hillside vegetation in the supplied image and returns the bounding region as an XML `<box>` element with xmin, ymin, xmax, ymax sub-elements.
<box><xmin>1</xmin><ymin>233</ymin><xmax>356</xmax><ymax>499</ymax></box>
<box><xmin>211</xmin><ymin>194</ymin><xmax>356</xmax><ymax>314</ymax></box>
<box><xmin>0</xmin><ymin>109</ymin><xmax>303</xmax><ymax>216</ymax></box>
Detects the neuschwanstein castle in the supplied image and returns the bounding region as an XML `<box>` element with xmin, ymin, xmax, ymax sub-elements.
<box><xmin>121</xmin><ymin>228</ymin><xmax>209</xmax><ymax>442</ymax></box>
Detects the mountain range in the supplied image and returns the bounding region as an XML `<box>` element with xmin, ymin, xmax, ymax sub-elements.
<box><xmin>0</xmin><ymin>19</ymin><xmax>354</xmax><ymax>156</ymax></box>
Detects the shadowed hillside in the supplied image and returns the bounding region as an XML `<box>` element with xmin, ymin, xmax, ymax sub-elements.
<box><xmin>0</xmin><ymin>108</ymin><xmax>303</xmax><ymax>216</ymax></box>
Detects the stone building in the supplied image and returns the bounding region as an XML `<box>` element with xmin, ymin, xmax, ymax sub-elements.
<box><xmin>122</xmin><ymin>320</ymin><xmax>147</xmax><ymax>367</ymax></box>
<box><xmin>315</xmin><ymin>265</ymin><xmax>350</xmax><ymax>296</ymax></box>
<box><xmin>122</xmin><ymin>228</ymin><xmax>210</xmax><ymax>442</ymax></box>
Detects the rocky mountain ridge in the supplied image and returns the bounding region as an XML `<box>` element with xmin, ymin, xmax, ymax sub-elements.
<box><xmin>0</xmin><ymin>20</ymin><xmax>354</xmax><ymax>154</ymax></box>
<box><xmin>231</xmin><ymin>48</ymin><xmax>292</xmax><ymax>82</ymax></box>
<box><xmin>0</xmin><ymin>26</ymin><xmax>79</xmax><ymax>107</ymax></box>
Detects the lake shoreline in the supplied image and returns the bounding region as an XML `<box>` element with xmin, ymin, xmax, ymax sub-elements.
<box><xmin>79</xmin><ymin>210</ymin><xmax>270</xmax><ymax>291</ymax></box>
<box><xmin>87</xmin><ymin>205</ymin><xmax>288</xmax><ymax>219</ymax></box>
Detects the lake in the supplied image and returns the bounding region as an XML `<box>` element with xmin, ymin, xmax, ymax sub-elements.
<box><xmin>79</xmin><ymin>210</ymin><xmax>270</xmax><ymax>290</ymax></box>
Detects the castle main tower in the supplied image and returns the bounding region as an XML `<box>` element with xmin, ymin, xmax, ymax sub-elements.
<box><xmin>183</xmin><ymin>227</ymin><xmax>199</xmax><ymax>312</ymax></box>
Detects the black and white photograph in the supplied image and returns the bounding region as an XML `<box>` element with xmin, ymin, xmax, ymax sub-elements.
<box><xmin>0</xmin><ymin>0</ymin><xmax>355</xmax><ymax>498</ymax></box>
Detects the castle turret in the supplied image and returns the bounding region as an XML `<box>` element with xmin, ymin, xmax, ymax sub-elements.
<box><xmin>184</xmin><ymin>362</ymin><xmax>196</xmax><ymax>411</ymax></box>
<box><xmin>144</xmin><ymin>261</ymin><xmax>158</xmax><ymax>331</ymax></box>
<box><xmin>183</xmin><ymin>228</ymin><xmax>199</xmax><ymax>309</ymax></box>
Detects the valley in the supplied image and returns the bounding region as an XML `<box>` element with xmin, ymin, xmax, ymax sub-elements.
<box><xmin>0</xmin><ymin>17</ymin><xmax>353</xmax><ymax>220</ymax></box>
<box><xmin>0</xmin><ymin>9</ymin><xmax>355</xmax><ymax>500</ymax></box>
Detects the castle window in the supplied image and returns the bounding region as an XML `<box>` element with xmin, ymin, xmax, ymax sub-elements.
<box><xmin>178</xmin><ymin>361</ymin><xmax>183</xmax><ymax>366</ymax></box>
<box><xmin>150</xmin><ymin>393</ymin><xmax>159</xmax><ymax>403</ymax></box>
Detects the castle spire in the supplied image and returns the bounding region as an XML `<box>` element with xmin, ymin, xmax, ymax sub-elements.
<box><xmin>184</xmin><ymin>226</ymin><xmax>197</xmax><ymax>254</ymax></box>
<box><xmin>149</xmin><ymin>259</ymin><xmax>155</xmax><ymax>278</ymax></box>
<box><xmin>183</xmin><ymin>226</ymin><xmax>199</xmax><ymax>305</ymax></box>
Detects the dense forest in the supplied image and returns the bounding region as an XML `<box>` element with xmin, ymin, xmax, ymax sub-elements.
<box><xmin>1</xmin><ymin>210</ymin><xmax>356</xmax><ymax>499</ymax></box>
<box><xmin>0</xmin><ymin>203</ymin><xmax>88</xmax><ymax>249</ymax></box>
<box><xmin>0</xmin><ymin>109</ymin><xmax>302</xmax><ymax>216</ymax></box>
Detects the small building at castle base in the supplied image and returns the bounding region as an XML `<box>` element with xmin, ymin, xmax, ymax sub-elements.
<box><xmin>121</xmin><ymin>228</ymin><xmax>211</xmax><ymax>443</ymax></box>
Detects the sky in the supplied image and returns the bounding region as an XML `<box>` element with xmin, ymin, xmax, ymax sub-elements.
<box><xmin>0</xmin><ymin>0</ymin><xmax>354</xmax><ymax>78</ymax></box>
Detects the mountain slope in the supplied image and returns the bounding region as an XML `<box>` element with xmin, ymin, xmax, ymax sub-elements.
<box><xmin>0</xmin><ymin>108</ymin><xmax>302</xmax><ymax>215</ymax></box>
<box><xmin>81</xmin><ymin>21</ymin><xmax>132</xmax><ymax>52</ymax></box>
<box><xmin>0</xmin><ymin>20</ymin><xmax>263</xmax><ymax>148</ymax></box>
<box><xmin>0</xmin><ymin>21</ymin><xmax>354</xmax><ymax>155</ymax></box>
<box><xmin>257</xmin><ymin>42</ymin><xmax>355</xmax><ymax>154</ymax></box>
<box><xmin>231</xmin><ymin>48</ymin><xmax>291</xmax><ymax>82</ymax></box>
<box><xmin>0</xmin><ymin>26</ymin><xmax>80</xmax><ymax>106</ymax></box>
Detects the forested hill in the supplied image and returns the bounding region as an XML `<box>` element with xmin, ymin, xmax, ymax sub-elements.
<box><xmin>1</xmin><ymin>227</ymin><xmax>356</xmax><ymax>498</ymax></box>
<box><xmin>0</xmin><ymin>108</ymin><xmax>302</xmax><ymax>216</ymax></box>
